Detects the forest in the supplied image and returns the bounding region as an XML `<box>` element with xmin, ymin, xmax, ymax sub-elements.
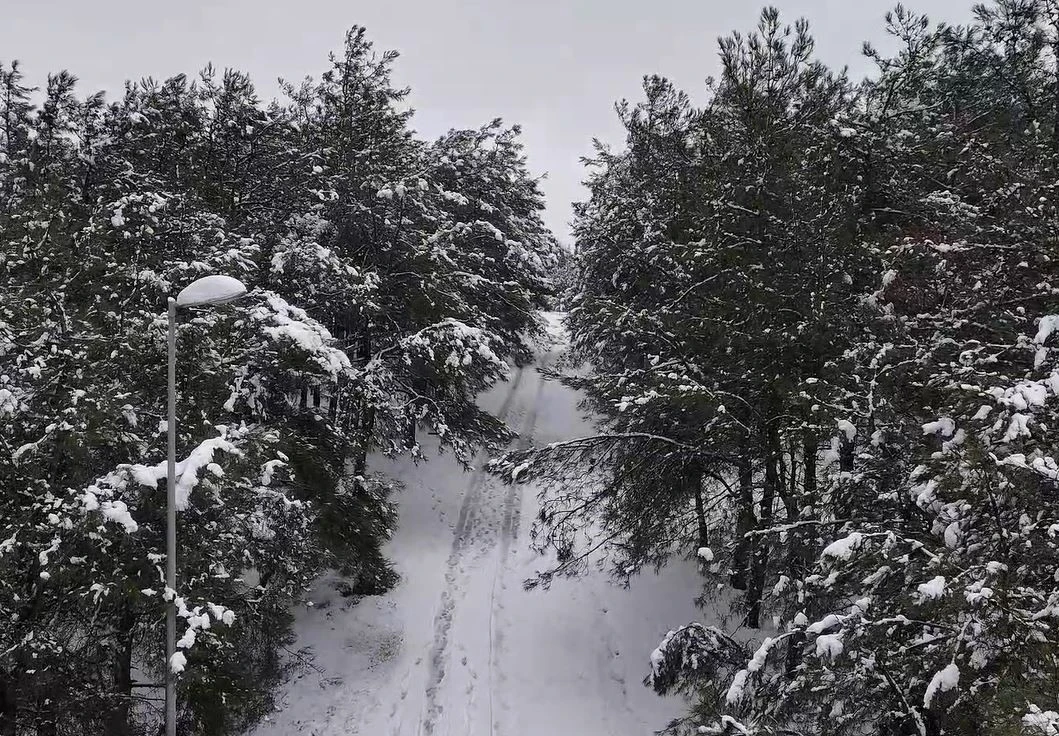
<box><xmin>0</xmin><ymin>28</ymin><xmax>559</xmax><ymax>734</ymax></box>
<box><xmin>7</xmin><ymin>0</ymin><xmax>1059</xmax><ymax>734</ymax></box>
<box><xmin>494</xmin><ymin>2</ymin><xmax>1059</xmax><ymax>734</ymax></box>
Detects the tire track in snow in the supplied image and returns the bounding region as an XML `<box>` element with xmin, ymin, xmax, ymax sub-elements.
<box><xmin>419</xmin><ymin>365</ymin><xmax>527</xmax><ymax>735</ymax></box>
<box><xmin>487</xmin><ymin>364</ymin><xmax>546</xmax><ymax>735</ymax></box>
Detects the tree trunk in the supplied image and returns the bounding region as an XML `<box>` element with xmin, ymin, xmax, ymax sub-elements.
<box><xmin>746</xmin><ymin>425</ymin><xmax>779</xmax><ymax>629</ymax></box>
<box><xmin>328</xmin><ymin>378</ymin><xmax>340</xmax><ymax>420</ymax></box>
<box><xmin>837</xmin><ymin>431</ymin><xmax>855</xmax><ymax>518</ymax></box>
<box><xmin>33</xmin><ymin>691</ymin><xmax>56</xmax><ymax>736</ymax></box>
<box><xmin>1053</xmin><ymin>35</ymin><xmax>1059</xmax><ymax>153</ymax></box>
<box><xmin>803</xmin><ymin>431</ymin><xmax>817</xmax><ymax>504</ymax></box>
<box><xmin>839</xmin><ymin>433</ymin><xmax>854</xmax><ymax>473</ymax></box>
<box><xmin>730</xmin><ymin>450</ymin><xmax>755</xmax><ymax>590</ymax></box>
<box><xmin>776</xmin><ymin>441</ymin><xmax>800</xmax><ymax>527</ymax></box>
<box><xmin>785</xmin><ymin>431</ymin><xmax>817</xmax><ymax>577</ymax></box>
<box><xmin>352</xmin><ymin>328</ymin><xmax>374</xmax><ymax>483</ymax></box>
<box><xmin>690</xmin><ymin>463</ymin><xmax>708</xmax><ymax>550</ymax></box>
<box><xmin>781</xmin><ymin>431</ymin><xmax>818</xmax><ymax>674</ymax></box>
<box><xmin>105</xmin><ymin>601</ymin><xmax>136</xmax><ymax>736</ymax></box>
<box><xmin>404</xmin><ymin>407</ymin><xmax>417</xmax><ymax>448</ymax></box>
<box><xmin>0</xmin><ymin>677</ymin><xmax>17</xmax><ymax>736</ymax></box>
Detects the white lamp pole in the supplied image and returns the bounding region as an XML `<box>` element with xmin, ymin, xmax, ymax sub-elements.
<box><xmin>165</xmin><ymin>275</ymin><xmax>247</xmax><ymax>736</ymax></box>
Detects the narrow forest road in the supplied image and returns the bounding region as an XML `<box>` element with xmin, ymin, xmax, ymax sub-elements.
<box><xmin>251</xmin><ymin>313</ymin><xmax>702</xmax><ymax>736</ymax></box>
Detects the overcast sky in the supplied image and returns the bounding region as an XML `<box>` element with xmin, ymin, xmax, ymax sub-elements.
<box><xmin>4</xmin><ymin>0</ymin><xmax>974</xmax><ymax>242</ymax></box>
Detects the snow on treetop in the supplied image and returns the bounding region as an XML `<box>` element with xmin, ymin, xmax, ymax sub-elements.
<box><xmin>821</xmin><ymin>531</ymin><xmax>863</xmax><ymax>561</ymax></box>
<box><xmin>725</xmin><ymin>669</ymin><xmax>749</xmax><ymax>705</ymax></box>
<box><xmin>0</xmin><ymin>387</ymin><xmax>19</xmax><ymax>416</ymax></box>
<box><xmin>835</xmin><ymin>419</ymin><xmax>856</xmax><ymax>440</ymax></box>
<box><xmin>923</xmin><ymin>663</ymin><xmax>959</xmax><ymax>708</ymax></box>
<box><xmin>815</xmin><ymin>633</ymin><xmax>843</xmax><ymax>660</ymax></box>
<box><xmin>170</xmin><ymin>651</ymin><xmax>187</xmax><ymax>674</ymax></box>
<box><xmin>83</xmin><ymin>428</ymin><xmax>242</xmax><ymax>516</ymax></box>
<box><xmin>1024</xmin><ymin>706</ymin><xmax>1059</xmax><ymax>734</ymax></box>
<box><xmin>1035</xmin><ymin>314</ymin><xmax>1059</xmax><ymax>344</ymax></box>
<box><xmin>922</xmin><ymin>417</ymin><xmax>956</xmax><ymax>437</ymax></box>
<box><xmin>253</xmin><ymin>294</ymin><xmax>352</xmax><ymax>379</ymax></box>
<box><xmin>916</xmin><ymin>575</ymin><xmax>946</xmax><ymax>602</ymax></box>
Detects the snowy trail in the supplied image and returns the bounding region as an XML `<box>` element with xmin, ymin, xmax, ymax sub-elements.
<box><xmin>251</xmin><ymin>314</ymin><xmax>702</xmax><ymax>736</ymax></box>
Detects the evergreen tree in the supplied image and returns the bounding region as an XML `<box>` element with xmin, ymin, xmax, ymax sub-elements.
<box><xmin>494</xmin><ymin>3</ymin><xmax>1059</xmax><ymax>734</ymax></box>
<box><xmin>0</xmin><ymin>26</ymin><xmax>557</xmax><ymax>735</ymax></box>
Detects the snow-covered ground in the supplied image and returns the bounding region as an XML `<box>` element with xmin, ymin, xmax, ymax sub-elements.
<box><xmin>251</xmin><ymin>313</ymin><xmax>703</xmax><ymax>736</ymax></box>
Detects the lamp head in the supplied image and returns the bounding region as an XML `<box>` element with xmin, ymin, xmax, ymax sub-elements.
<box><xmin>176</xmin><ymin>275</ymin><xmax>247</xmax><ymax>308</ymax></box>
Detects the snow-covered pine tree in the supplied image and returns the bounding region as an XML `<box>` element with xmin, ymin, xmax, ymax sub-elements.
<box><xmin>641</xmin><ymin>3</ymin><xmax>1059</xmax><ymax>734</ymax></box>
<box><xmin>491</xmin><ymin>11</ymin><xmax>872</xmax><ymax>629</ymax></box>
<box><xmin>280</xmin><ymin>28</ymin><xmax>531</xmax><ymax>470</ymax></box>
<box><xmin>0</xmin><ymin>68</ymin><xmax>364</xmax><ymax>733</ymax></box>
<box><xmin>1</xmin><ymin>25</ymin><xmax>559</xmax><ymax>735</ymax></box>
<box><xmin>425</xmin><ymin>121</ymin><xmax>561</xmax><ymax>365</ymax></box>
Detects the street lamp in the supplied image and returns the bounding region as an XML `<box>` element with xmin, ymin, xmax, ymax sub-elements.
<box><xmin>166</xmin><ymin>275</ymin><xmax>247</xmax><ymax>736</ymax></box>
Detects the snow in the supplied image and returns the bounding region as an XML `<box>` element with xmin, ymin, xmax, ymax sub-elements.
<box><xmin>1024</xmin><ymin>706</ymin><xmax>1059</xmax><ymax>734</ymax></box>
<box><xmin>944</xmin><ymin>522</ymin><xmax>960</xmax><ymax>548</ymax></box>
<box><xmin>1035</xmin><ymin>315</ymin><xmax>1059</xmax><ymax>344</ymax></box>
<box><xmin>835</xmin><ymin>419</ymin><xmax>856</xmax><ymax>440</ymax></box>
<box><xmin>1036</xmin><ymin>347</ymin><xmax>1049</xmax><ymax>370</ymax></box>
<box><xmin>260</xmin><ymin>459</ymin><xmax>285</xmax><ymax>487</ymax></box>
<box><xmin>169</xmin><ymin>652</ymin><xmax>187</xmax><ymax>674</ymax></box>
<box><xmin>917</xmin><ymin>576</ymin><xmax>947</xmax><ymax>601</ymax></box>
<box><xmin>922</xmin><ymin>417</ymin><xmax>956</xmax><ymax>437</ymax></box>
<box><xmin>807</xmin><ymin>614</ymin><xmax>842</xmax><ymax>635</ymax></box>
<box><xmin>815</xmin><ymin>633</ymin><xmax>843</xmax><ymax>660</ymax></box>
<box><xmin>175</xmin><ymin>274</ymin><xmax>246</xmax><ymax>307</ymax></box>
<box><xmin>177</xmin><ymin>627</ymin><xmax>198</xmax><ymax>650</ymax></box>
<box><xmin>1003</xmin><ymin>413</ymin><xmax>1032</xmax><ymax>442</ymax></box>
<box><xmin>821</xmin><ymin>532</ymin><xmax>863</xmax><ymax>561</ymax></box>
<box><xmin>923</xmin><ymin>662</ymin><xmax>959</xmax><ymax>708</ymax></box>
<box><xmin>509</xmin><ymin>460</ymin><xmax>531</xmax><ymax>482</ymax></box>
<box><xmin>747</xmin><ymin>636</ymin><xmax>773</xmax><ymax>672</ymax></box>
<box><xmin>0</xmin><ymin>387</ymin><xmax>16</xmax><ymax>416</ymax></box>
<box><xmin>725</xmin><ymin>669</ymin><xmax>749</xmax><ymax>704</ymax></box>
<box><xmin>649</xmin><ymin>628</ymin><xmax>679</xmax><ymax>675</ymax></box>
<box><xmin>697</xmin><ymin>546</ymin><xmax>714</xmax><ymax>562</ymax></box>
<box><xmin>251</xmin><ymin>314</ymin><xmax>703</xmax><ymax>735</ymax></box>
<box><xmin>129</xmin><ymin>429</ymin><xmax>240</xmax><ymax>510</ymax></box>
<box><xmin>972</xmin><ymin>404</ymin><xmax>992</xmax><ymax>421</ymax></box>
<box><xmin>207</xmin><ymin>603</ymin><xmax>232</xmax><ymax>624</ymax></box>
<box><xmin>254</xmin><ymin>295</ymin><xmax>352</xmax><ymax>379</ymax></box>
<box><xmin>101</xmin><ymin>500</ymin><xmax>138</xmax><ymax>533</ymax></box>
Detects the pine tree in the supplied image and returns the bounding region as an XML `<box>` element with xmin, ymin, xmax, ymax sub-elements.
<box><xmin>0</xmin><ymin>25</ymin><xmax>558</xmax><ymax>734</ymax></box>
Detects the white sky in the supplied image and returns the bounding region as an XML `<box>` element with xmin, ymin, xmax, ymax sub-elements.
<box><xmin>4</xmin><ymin>0</ymin><xmax>974</xmax><ymax>242</ymax></box>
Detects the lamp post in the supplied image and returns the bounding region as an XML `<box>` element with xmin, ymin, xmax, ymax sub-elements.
<box><xmin>166</xmin><ymin>275</ymin><xmax>247</xmax><ymax>736</ymax></box>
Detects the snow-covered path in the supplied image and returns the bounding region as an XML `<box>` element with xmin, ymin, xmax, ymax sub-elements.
<box><xmin>251</xmin><ymin>315</ymin><xmax>701</xmax><ymax>736</ymax></box>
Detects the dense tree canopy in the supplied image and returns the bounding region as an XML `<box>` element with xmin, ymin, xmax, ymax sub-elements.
<box><xmin>0</xmin><ymin>28</ymin><xmax>559</xmax><ymax>735</ymax></box>
<box><xmin>492</xmin><ymin>2</ymin><xmax>1059</xmax><ymax>734</ymax></box>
